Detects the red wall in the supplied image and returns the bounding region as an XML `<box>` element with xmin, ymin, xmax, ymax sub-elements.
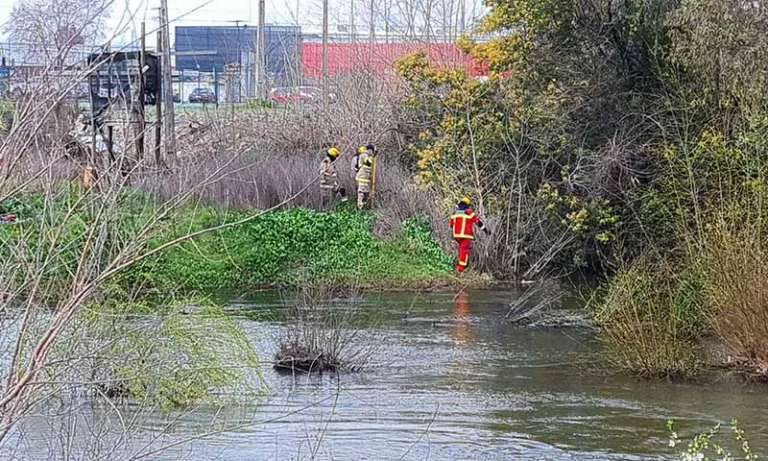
<box><xmin>301</xmin><ymin>42</ymin><xmax>486</xmax><ymax>78</ymax></box>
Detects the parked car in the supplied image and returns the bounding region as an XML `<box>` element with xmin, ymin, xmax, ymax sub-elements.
<box><xmin>267</xmin><ymin>87</ymin><xmax>296</xmax><ymax>104</ymax></box>
<box><xmin>188</xmin><ymin>87</ymin><xmax>216</xmax><ymax>103</ymax></box>
<box><xmin>268</xmin><ymin>86</ymin><xmax>337</xmax><ymax>105</ymax></box>
<box><xmin>173</xmin><ymin>91</ymin><xmax>181</xmax><ymax>103</ymax></box>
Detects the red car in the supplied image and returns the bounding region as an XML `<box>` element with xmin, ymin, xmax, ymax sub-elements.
<box><xmin>188</xmin><ymin>87</ymin><xmax>216</xmax><ymax>103</ymax></box>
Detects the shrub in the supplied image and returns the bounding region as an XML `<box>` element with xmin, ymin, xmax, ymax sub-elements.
<box><xmin>706</xmin><ymin>224</ymin><xmax>768</xmax><ymax>380</ymax></box>
<box><xmin>80</xmin><ymin>297</ymin><xmax>264</xmax><ymax>408</ymax></box>
<box><xmin>274</xmin><ymin>284</ymin><xmax>380</xmax><ymax>373</ymax></box>
<box><xmin>595</xmin><ymin>256</ymin><xmax>709</xmax><ymax>378</ymax></box>
<box><xmin>139</xmin><ymin>206</ymin><xmax>454</xmax><ymax>291</ymax></box>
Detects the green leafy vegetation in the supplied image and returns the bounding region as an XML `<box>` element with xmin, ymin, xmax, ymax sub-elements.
<box><xmin>593</xmin><ymin>257</ymin><xmax>708</xmax><ymax>378</ymax></box>
<box><xmin>138</xmin><ymin>206</ymin><xmax>455</xmax><ymax>291</ymax></box>
<box><xmin>1</xmin><ymin>188</ymin><xmax>455</xmax><ymax>300</ymax></box>
<box><xmin>81</xmin><ymin>296</ymin><xmax>264</xmax><ymax>408</ymax></box>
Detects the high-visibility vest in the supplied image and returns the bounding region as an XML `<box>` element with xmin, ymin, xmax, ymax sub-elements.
<box><xmin>450</xmin><ymin>209</ymin><xmax>481</xmax><ymax>239</ymax></box>
<box><xmin>356</xmin><ymin>157</ymin><xmax>373</xmax><ymax>184</ymax></box>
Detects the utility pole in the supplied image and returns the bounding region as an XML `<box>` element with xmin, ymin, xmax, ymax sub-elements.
<box><xmin>322</xmin><ymin>0</ymin><xmax>329</xmax><ymax>107</ymax></box>
<box><xmin>350</xmin><ymin>0</ymin><xmax>356</xmax><ymax>44</ymax></box>
<box><xmin>154</xmin><ymin>19</ymin><xmax>163</xmax><ymax>165</ymax></box>
<box><xmin>256</xmin><ymin>0</ymin><xmax>266</xmax><ymax>100</ymax></box>
<box><xmin>294</xmin><ymin>0</ymin><xmax>301</xmax><ymax>85</ymax></box>
<box><xmin>384</xmin><ymin>0</ymin><xmax>390</xmax><ymax>43</ymax></box>
<box><xmin>234</xmin><ymin>20</ymin><xmax>243</xmax><ymax>103</ymax></box>
<box><xmin>369</xmin><ymin>0</ymin><xmax>375</xmax><ymax>50</ymax></box>
<box><xmin>137</xmin><ymin>21</ymin><xmax>146</xmax><ymax>160</ymax></box>
<box><xmin>160</xmin><ymin>0</ymin><xmax>176</xmax><ymax>164</ymax></box>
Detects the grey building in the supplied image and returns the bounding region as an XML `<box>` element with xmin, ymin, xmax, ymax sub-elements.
<box><xmin>174</xmin><ymin>25</ymin><xmax>301</xmax><ymax>77</ymax></box>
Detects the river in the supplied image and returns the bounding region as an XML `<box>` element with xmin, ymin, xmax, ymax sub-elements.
<box><xmin>6</xmin><ymin>290</ymin><xmax>768</xmax><ymax>460</ymax></box>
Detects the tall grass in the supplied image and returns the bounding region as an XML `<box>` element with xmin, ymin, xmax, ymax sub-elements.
<box><xmin>597</xmin><ymin>221</ymin><xmax>768</xmax><ymax>380</ymax></box>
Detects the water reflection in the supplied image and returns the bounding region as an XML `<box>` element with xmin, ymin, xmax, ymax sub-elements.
<box><xmin>451</xmin><ymin>291</ymin><xmax>474</xmax><ymax>346</ymax></box>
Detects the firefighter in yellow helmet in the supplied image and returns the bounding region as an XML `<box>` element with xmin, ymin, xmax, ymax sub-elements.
<box><xmin>354</xmin><ymin>144</ymin><xmax>376</xmax><ymax>209</ymax></box>
<box><xmin>449</xmin><ymin>197</ymin><xmax>490</xmax><ymax>272</ymax></box>
<box><xmin>320</xmin><ymin>147</ymin><xmax>347</xmax><ymax>208</ymax></box>
<box><xmin>355</xmin><ymin>156</ymin><xmax>374</xmax><ymax>209</ymax></box>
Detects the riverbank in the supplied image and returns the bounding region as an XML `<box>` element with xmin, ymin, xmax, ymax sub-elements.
<box><xmin>1</xmin><ymin>189</ymin><xmax>487</xmax><ymax>296</ymax></box>
<box><xmin>133</xmin><ymin>205</ymin><xmax>470</xmax><ymax>292</ymax></box>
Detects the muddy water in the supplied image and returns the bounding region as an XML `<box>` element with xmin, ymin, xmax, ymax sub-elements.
<box><xmin>9</xmin><ymin>290</ymin><xmax>768</xmax><ymax>460</ymax></box>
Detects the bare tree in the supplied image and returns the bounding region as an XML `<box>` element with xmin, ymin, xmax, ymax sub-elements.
<box><xmin>6</xmin><ymin>0</ymin><xmax>112</xmax><ymax>67</ymax></box>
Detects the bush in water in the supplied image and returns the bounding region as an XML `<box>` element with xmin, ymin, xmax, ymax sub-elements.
<box><xmin>705</xmin><ymin>224</ymin><xmax>768</xmax><ymax>381</ymax></box>
<box><xmin>274</xmin><ymin>283</ymin><xmax>382</xmax><ymax>373</ymax></box>
<box><xmin>79</xmin><ymin>294</ymin><xmax>264</xmax><ymax>408</ymax></box>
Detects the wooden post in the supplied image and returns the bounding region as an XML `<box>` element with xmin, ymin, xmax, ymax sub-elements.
<box><xmin>106</xmin><ymin>125</ymin><xmax>114</xmax><ymax>162</ymax></box>
<box><xmin>370</xmin><ymin>152</ymin><xmax>378</xmax><ymax>207</ymax></box>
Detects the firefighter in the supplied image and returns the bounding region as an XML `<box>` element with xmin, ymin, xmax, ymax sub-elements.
<box><xmin>352</xmin><ymin>145</ymin><xmax>366</xmax><ymax>174</ymax></box>
<box><xmin>320</xmin><ymin>147</ymin><xmax>347</xmax><ymax>207</ymax></box>
<box><xmin>355</xmin><ymin>154</ymin><xmax>374</xmax><ymax>209</ymax></box>
<box><xmin>353</xmin><ymin>144</ymin><xmax>377</xmax><ymax>209</ymax></box>
<box><xmin>449</xmin><ymin>197</ymin><xmax>490</xmax><ymax>273</ymax></box>
<box><xmin>353</xmin><ymin>144</ymin><xmax>376</xmax><ymax>175</ymax></box>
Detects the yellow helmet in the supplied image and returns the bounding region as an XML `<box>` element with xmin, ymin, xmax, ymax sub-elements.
<box><xmin>327</xmin><ymin>147</ymin><xmax>340</xmax><ymax>157</ymax></box>
<box><xmin>460</xmin><ymin>197</ymin><xmax>471</xmax><ymax>205</ymax></box>
<box><xmin>358</xmin><ymin>146</ymin><xmax>367</xmax><ymax>154</ymax></box>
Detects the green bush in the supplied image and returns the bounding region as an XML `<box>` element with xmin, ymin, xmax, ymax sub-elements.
<box><xmin>0</xmin><ymin>186</ymin><xmax>160</xmax><ymax>304</ymax></box>
<box><xmin>0</xmin><ymin>188</ymin><xmax>455</xmax><ymax>298</ymax></box>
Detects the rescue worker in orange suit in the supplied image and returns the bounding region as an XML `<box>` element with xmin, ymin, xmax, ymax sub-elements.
<box><xmin>449</xmin><ymin>197</ymin><xmax>490</xmax><ymax>273</ymax></box>
<box><xmin>320</xmin><ymin>147</ymin><xmax>347</xmax><ymax>208</ymax></box>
